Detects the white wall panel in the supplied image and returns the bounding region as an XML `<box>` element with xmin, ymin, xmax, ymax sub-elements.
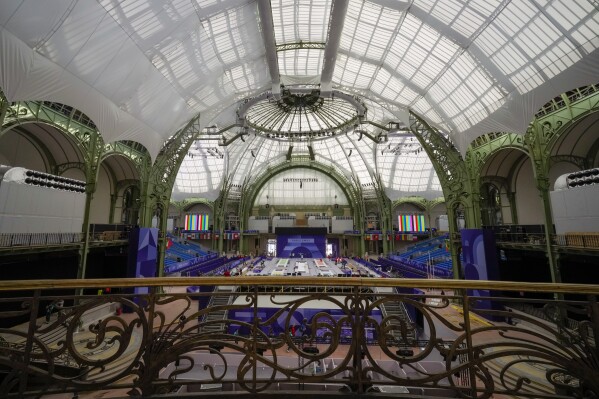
<box><xmin>551</xmin><ymin>185</ymin><xmax>599</xmax><ymax>234</ymax></box>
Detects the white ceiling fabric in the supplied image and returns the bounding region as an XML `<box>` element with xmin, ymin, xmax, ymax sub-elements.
<box><xmin>1</xmin><ymin>0</ymin><xmax>598</xmax><ymax>199</ymax></box>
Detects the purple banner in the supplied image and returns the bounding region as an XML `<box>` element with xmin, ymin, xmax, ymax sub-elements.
<box><xmin>125</xmin><ymin>227</ymin><xmax>158</xmax><ymax>311</ymax></box>
<box><xmin>461</xmin><ymin>229</ymin><xmax>502</xmax><ymax>320</ymax></box>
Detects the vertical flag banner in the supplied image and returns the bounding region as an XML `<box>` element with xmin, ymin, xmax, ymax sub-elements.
<box><xmin>184</xmin><ymin>214</ymin><xmax>210</xmax><ymax>231</ymax></box>
<box><xmin>398</xmin><ymin>214</ymin><xmax>426</xmax><ymax>232</ymax></box>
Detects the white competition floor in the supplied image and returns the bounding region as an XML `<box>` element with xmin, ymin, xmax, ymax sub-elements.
<box><xmin>246</xmin><ymin>257</ymin><xmax>380</xmax><ymax>278</ymax></box>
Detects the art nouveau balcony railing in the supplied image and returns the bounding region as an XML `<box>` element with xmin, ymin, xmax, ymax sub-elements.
<box><xmin>0</xmin><ymin>277</ymin><xmax>598</xmax><ymax>398</ymax></box>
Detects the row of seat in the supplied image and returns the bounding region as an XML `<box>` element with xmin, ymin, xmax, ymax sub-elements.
<box><xmin>165</xmin><ymin>237</ymin><xmax>211</xmax><ymax>266</ymax></box>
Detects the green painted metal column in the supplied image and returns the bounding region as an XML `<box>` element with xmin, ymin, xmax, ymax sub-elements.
<box><xmin>138</xmin><ymin>114</ymin><xmax>203</xmax><ymax>277</ymax></box>
<box><xmin>446</xmin><ymin>204</ymin><xmax>463</xmax><ymax>279</ymax></box>
<box><xmin>77</xmin><ymin>131</ymin><xmax>103</xmax><ymax>280</ymax></box>
<box><xmin>526</xmin><ymin>120</ymin><xmax>561</xmax><ymax>285</ymax></box>
<box><xmin>506</xmin><ymin>192</ymin><xmax>518</xmax><ymax>224</ymax></box>
<box><xmin>108</xmin><ymin>193</ymin><xmax>117</xmax><ymax>224</ymax></box>
<box><xmin>409</xmin><ymin>112</ymin><xmax>479</xmax><ymax>279</ymax></box>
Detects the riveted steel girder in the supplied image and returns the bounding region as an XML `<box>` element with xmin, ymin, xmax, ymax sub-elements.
<box><xmin>408</xmin><ymin>112</ymin><xmax>479</xmax><ymax>228</ymax></box>
<box><xmin>320</xmin><ymin>0</ymin><xmax>349</xmax><ymax>95</ymax></box>
<box><xmin>138</xmin><ymin>114</ymin><xmax>203</xmax><ymax>276</ymax></box>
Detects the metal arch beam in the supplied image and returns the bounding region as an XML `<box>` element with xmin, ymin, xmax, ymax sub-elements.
<box><xmin>236</xmin><ymin>88</ymin><xmax>366</xmax><ymax>124</ymax></box>
<box><xmin>549</xmin><ymin>155</ymin><xmax>588</xmax><ymax>170</ymax></box>
<box><xmin>1</xmin><ymin>101</ymin><xmax>96</xmax><ymax>148</ymax></box>
<box><xmin>140</xmin><ymin>114</ymin><xmax>204</xmax><ymax>226</ymax></box>
<box><xmin>480</xmin><ymin>176</ymin><xmax>511</xmax><ymax>193</ymax></box>
<box><xmin>409</xmin><ymin>112</ymin><xmax>472</xmax><ymax>204</ymax></box>
<box><xmin>391</xmin><ymin>196</ymin><xmax>446</xmax><ymax>212</ymax></box>
<box><xmin>391</xmin><ymin>197</ymin><xmax>428</xmax><ymax>211</ymax></box>
<box><xmin>257</xmin><ymin>0</ymin><xmax>281</xmax><ymax>98</ymax></box>
<box><xmin>466</xmin><ymin>132</ymin><xmax>528</xmax><ymax>184</ymax></box>
<box><xmin>320</xmin><ymin>0</ymin><xmax>349</xmax><ymax>95</ymax></box>
<box><xmin>540</xmin><ymin>89</ymin><xmax>599</xmax><ymax>155</ymax></box>
<box><xmin>586</xmin><ymin>138</ymin><xmax>599</xmax><ymax>168</ymax></box>
<box><xmin>240</xmin><ymin>159</ymin><xmax>359</xmax><ymax>220</ymax></box>
<box><xmin>177</xmin><ymin>197</ymin><xmax>215</xmax><ymax>212</ymax></box>
<box><xmin>276</xmin><ymin>42</ymin><xmax>326</xmax><ymax>52</ymax></box>
<box><xmin>409</xmin><ymin>109</ymin><xmax>481</xmax><ymax>266</ymax></box>
<box><xmin>101</xmin><ymin>141</ymin><xmax>150</xmax><ymax>177</ymax></box>
<box><xmin>0</xmin><ymin>101</ymin><xmax>149</xmax><ymax>173</ymax></box>
<box><xmin>116</xmin><ymin>179</ymin><xmax>141</xmax><ymax>193</ymax></box>
<box><xmin>10</xmin><ymin>126</ymin><xmax>57</xmax><ymax>173</ymax></box>
<box><xmin>139</xmin><ymin>113</ymin><xmax>204</xmax><ymax>278</ymax></box>
<box><xmin>53</xmin><ymin>162</ymin><xmax>87</xmax><ymax>178</ymax></box>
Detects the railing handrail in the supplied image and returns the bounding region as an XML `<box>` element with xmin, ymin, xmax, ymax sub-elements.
<box><xmin>2</xmin><ymin>276</ymin><xmax>599</xmax><ymax>294</ymax></box>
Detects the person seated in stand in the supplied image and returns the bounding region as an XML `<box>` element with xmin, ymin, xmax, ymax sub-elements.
<box><xmin>224</xmin><ymin>270</ymin><xmax>231</xmax><ymax>277</ymax></box>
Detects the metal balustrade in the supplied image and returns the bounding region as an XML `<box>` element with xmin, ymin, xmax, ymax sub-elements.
<box><xmin>0</xmin><ymin>277</ymin><xmax>598</xmax><ymax>398</ymax></box>
<box><xmin>0</xmin><ymin>232</ymin><xmax>84</xmax><ymax>247</ymax></box>
<box><xmin>0</xmin><ymin>231</ymin><xmax>130</xmax><ymax>248</ymax></box>
<box><xmin>452</xmin><ymin>231</ymin><xmax>599</xmax><ymax>250</ymax></box>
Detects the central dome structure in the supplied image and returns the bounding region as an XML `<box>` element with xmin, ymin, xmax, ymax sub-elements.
<box><xmin>245</xmin><ymin>89</ymin><xmax>360</xmax><ymax>140</ymax></box>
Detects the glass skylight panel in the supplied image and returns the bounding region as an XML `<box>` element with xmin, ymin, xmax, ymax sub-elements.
<box><xmin>278</xmin><ymin>49</ymin><xmax>324</xmax><ymax>76</ymax></box>
<box><xmin>335</xmin><ymin>56</ymin><xmax>377</xmax><ymax>89</ymax></box>
<box><xmin>412</xmin><ymin>98</ymin><xmax>446</xmax><ymax>128</ymax></box>
<box><xmin>383</xmin><ymin>14</ymin><xmax>459</xmax><ymax>94</ymax></box>
<box><xmin>416</xmin><ymin>0</ymin><xmax>494</xmax><ymax>39</ymax></box>
<box><xmin>201</xmin><ymin>4</ymin><xmax>262</xmax><ymax>65</ymax></box>
<box><xmin>312</xmin><ymin>139</ymin><xmax>351</xmax><ymax>175</ymax></box>
<box><xmin>377</xmin><ymin>141</ymin><xmax>442</xmax><ymax>198</ymax></box>
<box><xmin>173</xmin><ymin>138</ymin><xmax>225</xmax><ymax>196</ymax></box>
<box><xmin>362</xmin><ymin>98</ymin><xmax>395</xmax><ymax>123</ymax></box>
<box><xmin>272</xmin><ymin>0</ymin><xmax>332</xmax><ymax>44</ymax></box>
<box><xmin>467</xmin><ymin>0</ymin><xmax>500</xmax><ymax>16</ymax></box>
<box><xmin>381</xmin><ymin>150</ymin><xmax>443</xmax><ymax>200</ymax></box>
<box><xmin>254</xmin><ymin>169</ymin><xmax>348</xmax><ymax>206</ymax></box>
<box><xmin>341</xmin><ymin>0</ymin><xmax>402</xmax><ymax>62</ymax></box>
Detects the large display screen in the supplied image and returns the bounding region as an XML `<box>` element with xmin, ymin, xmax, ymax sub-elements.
<box><xmin>398</xmin><ymin>214</ymin><xmax>426</xmax><ymax>232</ymax></box>
<box><xmin>184</xmin><ymin>214</ymin><xmax>209</xmax><ymax>231</ymax></box>
<box><xmin>275</xmin><ymin>228</ymin><xmax>327</xmax><ymax>258</ymax></box>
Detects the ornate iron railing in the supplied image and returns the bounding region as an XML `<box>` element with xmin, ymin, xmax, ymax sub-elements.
<box><xmin>0</xmin><ymin>277</ymin><xmax>598</xmax><ymax>398</ymax></box>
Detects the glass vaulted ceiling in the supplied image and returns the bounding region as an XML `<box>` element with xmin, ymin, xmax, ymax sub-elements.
<box><xmin>3</xmin><ymin>1</ymin><xmax>592</xmax><ymax>200</ymax></box>
<box><xmin>167</xmin><ymin>0</ymin><xmax>598</xmax><ymax>203</ymax></box>
<box><xmin>2</xmin><ymin>0</ymin><xmax>597</xmax><ymax>160</ymax></box>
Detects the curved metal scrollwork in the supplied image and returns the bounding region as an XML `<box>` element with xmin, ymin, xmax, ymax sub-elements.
<box><xmin>1</xmin><ymin>284</ymin><xmax>598</xmax><ymax>398</ymax></box>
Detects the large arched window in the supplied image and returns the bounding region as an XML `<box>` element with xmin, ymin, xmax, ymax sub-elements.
<box><xmin>254</xmin><ymin>169</ymin><xmax>348</xmax><ymax>207</ymax></box>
